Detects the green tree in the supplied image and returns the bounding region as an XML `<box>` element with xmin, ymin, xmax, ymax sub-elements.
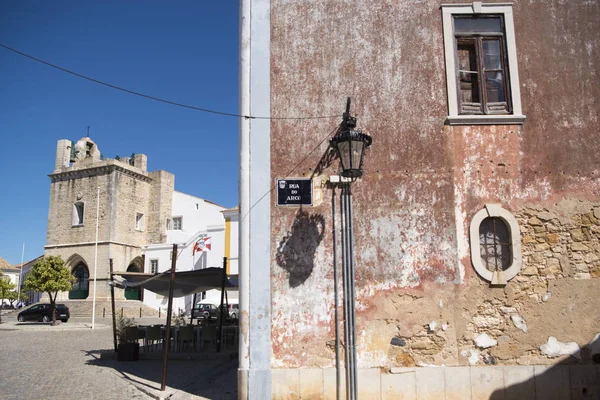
<box><xmin>6</xmin><ymin>289</ymin><xmax>27</xmax><ymax>308</ymax></box>
<box><xmin>0</xmin><ymin>271</ymin><xmax>16</xmax><ymax>323</ymax></box>
<box><xmin>23</xmin><ymin>256</ymin><xmax>74</xmax><ymax>325</ymax></box>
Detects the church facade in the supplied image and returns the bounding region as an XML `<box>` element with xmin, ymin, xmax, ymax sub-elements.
<box><xmin>44</xmin><ymin>137</ymin><xmax>235</xmax><ymax>310</ymax></box>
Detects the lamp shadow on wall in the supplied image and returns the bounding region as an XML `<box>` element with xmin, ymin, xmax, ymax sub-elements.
<box><xmin>275</xmin><ymin>135</ymin><xmax>339</xmax><ymax>288</ymax></box>
<box><xmin>275</xmin><ymin>209</ymin><xmax>325</xmax><ymax>288</ymax></box>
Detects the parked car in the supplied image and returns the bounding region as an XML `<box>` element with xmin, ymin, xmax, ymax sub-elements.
<box><xmin>17</xmin><ymin>303</ymin><xmax>70</xmax><ymax>323</ymax></box>
<box><xmin>192</xmin><ymin>303</ymin><xmax>219</xmax><ymax>319</ymax></box>
<box><xmin>228</xmin><ymin>304</ymin><xmax>239</xmax><ymax>319</ymax></box>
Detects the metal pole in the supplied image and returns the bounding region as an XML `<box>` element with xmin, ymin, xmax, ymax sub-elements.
<box><xmin>109</xmin><ymin>259</ymin><xmax>117</xmax><ymax>352</ymax></box>
<box><xmin>161</xmin><ymin>244</ymin><xmax>177</xmax><ymax>391</ymax></box>
<box><xmin>91</xmin><ymin>186</ymin><xmax>100</xmax><ymax>329</ymax></box>
<box><xmin>341</xmin><ymin>186</ymin><xmax>351</xmax><ymax>399</ymax></box>
<box><xmin>18</xmin><ymin>243</ymin><xmax>24</xmax><ymax>306</ymax></box>
<box><xmin>332</xmin><ymin>186</ymin><xmax>341</xmax><ymax>400</ymax></box>
<box><xmin>347</xmin><ymin>184</ymin><xmax>358</xmax><ymax>399</ymax></box>
<box><xmin>190</xmin><ymin>292</ymin><xmax>197</xmax><ymax>325</ymax></box>
<box><xmin>217</xmin><ymin>257</ymin><xmax>227</xmax><ymax>352</ymax></box>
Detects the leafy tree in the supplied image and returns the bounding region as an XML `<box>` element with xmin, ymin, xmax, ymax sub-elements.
<box><xmin>6</xmin><ymin>289</ymin><xmax>27</xmax><ymax>308</ymax></box>
<box><xmin>23</xmin><ymin>256</ymin><xmax>74</xmax><ymax>325</ymax></box>
<box><xmin>0</xmin><ymin>271</ymin><xmax>16</xmax><ymax>323</ymax></box>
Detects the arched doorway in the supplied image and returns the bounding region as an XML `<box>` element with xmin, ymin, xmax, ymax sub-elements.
<box><xmin>124</xmin><ymin>257</ymin><xmax>143</xmax><ymax>300</ymax></box>
<box><xmin>69</xmin><ymin>262</ymin><xmax>90</xmax><ymax>299</ymax></box>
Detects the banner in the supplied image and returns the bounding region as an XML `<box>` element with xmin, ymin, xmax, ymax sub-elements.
<box><xmin>192</xmin><ymin>237</ymin><xmax>211</xmax><ymax>255</ymax></box>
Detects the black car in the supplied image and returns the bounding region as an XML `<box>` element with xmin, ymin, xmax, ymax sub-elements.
<box><xmin>17</xmin><ymin>303</ymin><xmax>70</xmax><ymax>323</ymax></box>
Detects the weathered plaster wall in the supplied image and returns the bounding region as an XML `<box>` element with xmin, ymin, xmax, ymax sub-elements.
<box><xmin>269</xmin><ymin>0</ymin><xmax>600</xmax><ymax>374</ymax></box>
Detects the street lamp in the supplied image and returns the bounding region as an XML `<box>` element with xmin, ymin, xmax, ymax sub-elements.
<box><xmin>330</xmin><ymin>98</ymin><xmax>372</xmax><ymax>178</ymax></box>
<box><xmin>330</xmin><ymin>97</ymin><xmax>372</xmax><ymax>400</ymax></box>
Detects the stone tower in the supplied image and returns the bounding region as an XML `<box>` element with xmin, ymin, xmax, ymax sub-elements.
<box><xmin>45</xmin><ymin>137</ymin><xmax>174</xmax><ymax>301</ymax></box>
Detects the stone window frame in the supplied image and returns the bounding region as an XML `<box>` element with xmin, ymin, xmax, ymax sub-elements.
<box><xmin>150</xmin><ymin>259</ymin><xmax>158</xmax><ymax>274</ymax></box>
<box><xmin>441</xmin><ymin>2</ymin><xmax>525</xmax><ymax>125</ymax></box>
<box><xmin>469</xmin><ymin>204</ymin><xmax>522</xmax><ymax>285</ymax></box>
<box><xmin>135</xmin><ymin>212</ymin><xmax>145</xmax><ymax>231</ymax></box>
<box><xmin>72</xmin><ymin>201</ymin><xmax>85</xmax><ymax>226</ymax></box>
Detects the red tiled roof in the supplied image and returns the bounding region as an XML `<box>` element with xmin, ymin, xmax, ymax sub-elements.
<box><xmin>0</xmin><ymin>257</ymin><xmax>13</xmax><ymax>270</ymax></box>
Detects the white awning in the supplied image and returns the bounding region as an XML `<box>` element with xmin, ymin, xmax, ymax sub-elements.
<box><xmin>113</xmin><ymin>267</ymin><xmax>238</xmax><ymax>298</ymax></box>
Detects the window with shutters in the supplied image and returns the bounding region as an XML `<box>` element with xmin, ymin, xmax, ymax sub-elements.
<box><xmin>442</xmin><ymin>3</ymin><xmax>525</xmax><ymax>125</ymax></box>
<box><xmin>455</xmin><ymin>16</ymin><xmax>509</xmax><ymax>115</ymax></box>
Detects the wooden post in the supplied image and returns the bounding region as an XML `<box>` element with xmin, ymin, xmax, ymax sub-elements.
<box><xmin>161</xmin><ymin>244</ymin><xmax>177</xmax><ymax>391</ymax></box>
<box><xmin>109</xmin><ymin>259</ymin><xmax>117</xmax><ymax>352</ymax></box>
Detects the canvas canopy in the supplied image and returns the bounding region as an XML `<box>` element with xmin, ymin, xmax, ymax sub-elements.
<box><xmin>113</xmin><ymin>267</ymin><xmax>238</xmax><ymax>298</ymax></box>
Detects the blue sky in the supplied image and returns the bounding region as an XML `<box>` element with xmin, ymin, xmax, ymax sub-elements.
<box><xmin>0</xmin><ymin>2</ymin><xmax>240</xmax><ymax>265</ymax></box>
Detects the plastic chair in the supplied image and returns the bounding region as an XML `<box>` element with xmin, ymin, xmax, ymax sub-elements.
<box><xmin>125</xmin><ymin>326</ymin><xmax>139</xmax><ymax>344</ymax></box>
<box><xmin>177</xmin><ymin>325</ymin><xmax>195</xmax><ymax>352</ymax></box>
<box><xmin>145</xmin><ymin>326</ymin><xmax>163</xmax><ymax>352</ymax></box>
<box><xmin>201</xmin><ymin>325</ymin><xmax>217</xmax><ymax>352</ymax></box>
<box><xmin>223</xmin><ymin>326</ymin><xmax>236</xmax><ymax>350</ymax></box>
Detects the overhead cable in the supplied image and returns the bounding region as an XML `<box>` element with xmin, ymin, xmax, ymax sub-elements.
<box><xmin>0</xmin><ymin>43</ymin><xmax>341</xmax><ymax>120</ymax></box>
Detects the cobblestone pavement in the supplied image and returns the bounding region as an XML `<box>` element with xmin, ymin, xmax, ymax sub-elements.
<box><xmin>0</xmin><ymin>317</ymin><xmax>238</xmax><ymax>400</ymax></box>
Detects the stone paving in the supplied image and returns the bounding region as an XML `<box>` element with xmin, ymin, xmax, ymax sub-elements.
<box><xmin>0</xmin><ymin>316</ymin><xmax>238</xmax><ymax>400</ymax></box>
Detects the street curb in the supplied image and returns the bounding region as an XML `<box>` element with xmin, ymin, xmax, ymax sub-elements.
<box><xmin>0</xmin><ymin>321</ymin><xmax>111</xmax><ymax>331</ymax></box>
<box><xmin>100</xmin><ymin>349</ymin><xmax>237</xmax><ymax>361</ymax></box>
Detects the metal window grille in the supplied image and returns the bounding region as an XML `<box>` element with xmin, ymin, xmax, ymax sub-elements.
<box><xmin>479</xmin><ymin>217</ymin><xmax>512</xmax><ymax>271</ymax></box>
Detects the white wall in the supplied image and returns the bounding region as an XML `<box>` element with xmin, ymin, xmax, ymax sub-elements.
<box><xmin>141</xmin><ymin>191</ymin><xmax>229</xmax><ymax>313</ymax></box>
<box><xmin>3</xmin><ymin>270</ymin><xmax>20</xmax><ymax>286</ymax></box>
<box><xmin>166</xmin><ymin>191</ymin><xmax>225</xmax><ymax>243</ymax></box>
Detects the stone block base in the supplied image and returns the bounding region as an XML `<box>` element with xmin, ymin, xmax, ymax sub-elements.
<box><xmin>262</xmin><ymin>365</ymin><xmax>600</xmax><ymax>399</ymax></box>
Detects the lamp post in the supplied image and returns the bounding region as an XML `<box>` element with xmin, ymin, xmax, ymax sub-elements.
<box><xmin>18</xmin><ymin>243</ymin><xmax>24</xmax><ymax>307</ymax></box>
<box><xmin>91</xmin><ymin>186</ymin><xmax>100</xmax><ymax>329</ymax></box>
<box><xmin>330</xmin><ymin>98</ymin><xmax>372</xmax><ymax>400</ymax></box>
<box><xmin>330</xmin><ymin>98</ymin><xmax>373</xmax><ymax>179</ymax></box>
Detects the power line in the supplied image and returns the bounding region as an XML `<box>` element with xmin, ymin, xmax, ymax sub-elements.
<box><xmin>245</xmin><ymin>123</ymin><xmax>340</xmax><ymax>218</ymax></box>
<box><xmin>0</xmin><ymin>43</ymin><xmax>341</xmax><ymax>121</ymax></box>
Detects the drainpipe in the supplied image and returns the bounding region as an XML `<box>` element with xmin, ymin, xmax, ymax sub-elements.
<box><xmin>238</xmin><ymin>0</ymin><xmax>251</xmax><ymax>398</ymax></box>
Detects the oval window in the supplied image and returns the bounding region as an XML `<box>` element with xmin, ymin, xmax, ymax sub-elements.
<box><xmin>470</xmin><ymin>205</ymin><xmax>522</xmax><ymax>285</ymax></box>
<box><xmin>479</xmin><ymin>217</ymin><xmax>512</xmax><ymax>272</ymax></box>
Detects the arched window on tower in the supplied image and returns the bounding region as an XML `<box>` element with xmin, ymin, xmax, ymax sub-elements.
<box><xmin>69</xmin><ymin>263</ymin><xmax>90</xmax><ymax>299</ymax></box>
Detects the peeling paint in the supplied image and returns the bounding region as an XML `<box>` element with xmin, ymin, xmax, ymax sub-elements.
<box><xmin>268</xmin><ymin>0</ymin><xmax>600</xmax><ymax>371</ymax></box>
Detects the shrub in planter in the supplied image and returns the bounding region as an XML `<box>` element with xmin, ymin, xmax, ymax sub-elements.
<box><xmin>117</xmin><ymin>342</ymin><xmax>139</xmax><ymax>361</ymax></box>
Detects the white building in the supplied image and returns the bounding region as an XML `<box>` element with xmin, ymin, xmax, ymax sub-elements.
<box><xmin>141</xmin><ymin>192</ymin><xmax>239</xmax><ymax>314</ymax></box>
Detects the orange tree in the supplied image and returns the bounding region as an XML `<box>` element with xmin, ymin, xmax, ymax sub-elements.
<box><xmin>0</xmin><ymin>271</ymin><xmax>16</xmax><ymax>323</ymax></box>
<box><xmin>23</xmin><ymin>256</ymin><xmax>74</xmax><ymax>325</ymax></box>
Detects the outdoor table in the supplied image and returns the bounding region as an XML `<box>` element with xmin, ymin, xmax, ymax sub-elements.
<box><xmin>135</xmin><ymin>324</ymin><xmax>237</xmax><ymax>352</ymax></box>
<box><xmin>221</xmin><ymin>325</ymin><xmax>239</xmax><ymax>349</ymax></box>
